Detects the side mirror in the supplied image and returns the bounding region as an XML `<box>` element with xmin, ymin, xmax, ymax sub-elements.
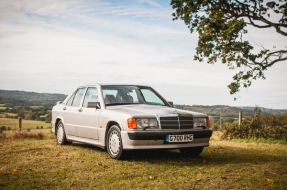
<box><xmin>168</xmin><ymin>101</ymin><xmax>174</xmax><ymax>107</ymax></box>
<box><xmin>87</xmin><ymin>102</ymin><xmax>101</xmax><ymax>109</ymax></box>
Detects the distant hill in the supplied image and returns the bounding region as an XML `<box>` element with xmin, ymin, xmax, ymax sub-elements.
<box><xmin>0</xmin><ymin>89</ymin><xmax>286</xmax><ymax>118</ymax></box>
<box><xmin>0</xmin><ymin>90</ymin><xmax>67</xmax><ymax>107</ymax></box>
<box><xmin>174</xmin><ymin>104</ymin><xmax>287</xmax><ymax>121</ymax></box>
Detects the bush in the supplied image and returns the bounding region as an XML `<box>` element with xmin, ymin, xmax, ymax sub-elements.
<box><xmin>222</xmin><ymin>113</ymin><xmax>287</xmax><ymax>141</ymax></box>
<box><xmin>1</xmin><ymin>126</ymin><xmax>7</xmax><ymax>131</ymax></box>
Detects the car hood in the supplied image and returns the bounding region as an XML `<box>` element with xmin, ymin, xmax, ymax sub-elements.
<box><xmin>106</xmin><ymin>104</ymin><xmax>207</xmax><ymax>118</ymax></box>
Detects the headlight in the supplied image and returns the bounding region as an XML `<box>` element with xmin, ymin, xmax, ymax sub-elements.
<box><xmin>194</xmin><ymin>117</ymin><xmax>210</xmax><ymax>128</ymax></box>
<box><xmin>128</xmin><ymin>118</ymin><xmax>159</xmax><ymax>129</ymax></box>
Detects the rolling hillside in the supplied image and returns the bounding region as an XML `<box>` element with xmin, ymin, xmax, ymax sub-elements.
<box><xmin>0</xmin><ymin>89</ymin><xmax>286</xmax><ymax>121</ymax></box>
<box><xmin>174</xmin><ymin>105</ymin><xmax>287</xmax><ymax>121</ymax></box>
<box><xmin>0</xmin><ymin>90</ymin><xmax>67</xmax><ymax>107</ymax></box>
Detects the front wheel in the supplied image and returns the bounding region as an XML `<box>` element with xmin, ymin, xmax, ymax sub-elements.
<box><xmin>106</xmin><ymin>125</ymin><xmax>125</xmax><ymax>159</ymax></box>
<box><xmin>180</xmin><ymin>147</ymin><xmax>204</xmax><ymax>157</ymax></box>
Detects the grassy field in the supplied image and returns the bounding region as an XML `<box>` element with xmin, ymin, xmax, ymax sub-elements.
<box><xmin>0</xmin><ymin>118</ymin><xmax>50</xmax><ymax>129</ymax></box>
<box><xmin>0</xmin><ymin>130</ymin><xmax>286</xmax><ymax>189</ymax></box>
<box><xmin>0</xmin><ymin>107</ymin><xmax>7</xmax><ymax>110</ymax></box>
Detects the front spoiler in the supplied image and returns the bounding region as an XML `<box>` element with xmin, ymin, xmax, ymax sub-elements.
<box><xmin>127</xmin><ymin>129</ymin><xmax>212</xmax><ymax>140</ymax></box>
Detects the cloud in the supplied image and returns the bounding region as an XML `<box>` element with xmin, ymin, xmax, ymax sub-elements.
<box><xmin>0</xmin><ymin>0</ymin><xmax>286</xmax><ymax>108</ymax></box>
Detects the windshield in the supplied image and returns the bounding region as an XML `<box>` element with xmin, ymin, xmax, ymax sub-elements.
<box><xmin>102</xmin><ymin>85</ymin><xmax>168</xmax><ymax>106</ymax></box>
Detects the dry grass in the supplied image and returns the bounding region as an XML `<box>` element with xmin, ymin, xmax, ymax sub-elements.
<box><xmin>9</xmin><ymin>130</ymin><xmax>44</xmax><ymax>140</ymax></box>
<box><xmin>0</xmin><ymin>129</ymin><xmax>46</xmax><ymax>140</ymax></box>
<box><xmin>0</xmin><ymin>132</ymin><xmax>6</xmax><ymax>139</ymax></box>
<box><xmin>0</xmin><ymin>130</ymin><xmax>286</xmax><ymax>190</ymax></box>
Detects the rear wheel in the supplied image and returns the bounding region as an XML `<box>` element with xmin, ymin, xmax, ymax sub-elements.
<box><xmin>106</xmin><ymin>125</ymin><xmax>125</xmax><ymax>159</ymax></box>
<box><xmin>56</xmin><ymin>121</ymin><xmax>71</xmax><ymax>145</ymax></box>
<box><xmin>180</xmin><ymin>147</ymin><xmax>204</xmax><ymax>157</ymax></box>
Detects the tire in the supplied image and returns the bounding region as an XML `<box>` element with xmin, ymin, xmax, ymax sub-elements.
<box><xmin>180</xmin><ymin>147</ymin><xmax>204</xmax><ymax>157</ymax></box>
<box><xmin>106</xmin><ymin>125</ymin><xmax>125</xmax><ymax>159</ymax></box>
<box><xmin>56</xmin><ymin>121</ymin><xmax>70</xmax><ymax>145</ymax></box>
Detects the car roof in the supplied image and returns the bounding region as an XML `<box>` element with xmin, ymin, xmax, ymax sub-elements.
<box><xmin>85</xmin><ymin>83</ymin><xmax>149</xmax><ymax>87</ymax></box>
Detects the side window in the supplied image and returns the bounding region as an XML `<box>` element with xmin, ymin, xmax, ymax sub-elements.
<box><xmin>71</xmin><ymin>88</ymin><xmax>86</xmax><ymax>107</ymax></box>
<box><xmin>82</xmin><ymin>87</ymin><xmax>98</xmax><ymax>108</ymax></box>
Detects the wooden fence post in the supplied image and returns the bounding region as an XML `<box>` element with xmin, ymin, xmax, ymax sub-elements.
<box><xmin>18</xmin><ymin>117</ymin><xmax>22</xmax><ymax>130</ymax></box>
<box><xmin>219</xmin><ymin>111</ymin><xmax>222</xmax><ymax>129</ymax></box>
<box><xmin>239</xmin><ymin>111</ymin><xmax>242</xmax><ymax>129</ymax></box>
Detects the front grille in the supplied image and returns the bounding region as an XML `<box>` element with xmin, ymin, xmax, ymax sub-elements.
<box><xmin>160</xmin><ymin>116</ymin><xmax>194</xmax><ymax>129</ymax></box>
<box><xmin>179</xmin><ymin>116</ymin><xmax>194</xmax><ymax>129</ymax></box>
<box><xmin>160</xmin><ymin>117</ymin><xmax>179</xmax><ymax>129</ymax></box>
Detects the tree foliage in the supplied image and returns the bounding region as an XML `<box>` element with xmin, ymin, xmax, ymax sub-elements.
<box><xmin>171</xmin><ymin>0</ymin><xmax>287</xmax><ymax>95</ymax></box>
<box><xmin>0</xmin><ymin>90</ymin><xmax>67</xmax><ymax>122</ymax></box>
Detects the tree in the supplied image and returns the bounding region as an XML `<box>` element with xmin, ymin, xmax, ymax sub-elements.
<box><xmin>171</xmin><ymin>0</ymin><xmax>287</xmax><ymax>95</ymax></box>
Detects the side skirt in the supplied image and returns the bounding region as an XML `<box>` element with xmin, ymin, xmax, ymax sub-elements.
<box><xmin>67</xmin><ymin>135</ymin><xmax>106</xmax><ymax>149</ymax></box>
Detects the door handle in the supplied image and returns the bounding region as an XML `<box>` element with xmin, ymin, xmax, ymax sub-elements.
<box><xmin>78</xmin><ymin>108</ymin><xmax>83</xmax><ymax>112</ymax></box>
<box><xmin>63</xmin><ymin>107</ymin><xmax>67</xmax><ymax>110</ymax></box>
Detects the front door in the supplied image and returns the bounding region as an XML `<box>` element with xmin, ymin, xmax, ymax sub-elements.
<box><xmin>75</xmin><ymin>87</ymin><xmax>99</xmax><ymax>140</ymax></box>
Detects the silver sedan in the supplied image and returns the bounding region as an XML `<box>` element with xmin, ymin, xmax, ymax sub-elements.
<box><xmin>51</xmin><ymin>84</ymin><xmax>212</xmax><ymax>159</ymax></box>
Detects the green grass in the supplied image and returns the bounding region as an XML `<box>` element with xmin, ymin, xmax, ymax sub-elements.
<box><xmin>30</xmin><ymin>106</ymin><xmax>43</xmax><ymax>110</ymax></box>
<box><xmin>0</xmin><ymin>118</ymin><xmax>50</xmax><ymax>129</ymax></box>
<box><xmin>0</xmin><ymin>131</ymin><xmax>286</xmax><ymax>189</ymax></box>
<box><xmin>0</xmin><ymin>107</ymin><xmax>7</xmax><ymax>110</ymax></box>
<box><xmin>0</xmin><ymin>113</ymin><xmax>17</xmax><ymax>118</ymax></box>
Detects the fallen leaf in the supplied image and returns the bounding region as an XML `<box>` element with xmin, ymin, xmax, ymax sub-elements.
<box><xmin>266</xmin><ymin>178</ymin><xmax>274</xmax><ymax>185</ymax></box>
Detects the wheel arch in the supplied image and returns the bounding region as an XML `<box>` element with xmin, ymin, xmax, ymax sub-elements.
<box><xmin>104</xmin><ymin>120</ymin><xmax>122</xmax><ymax>147</ymax></box>
<box><xmin>55</xmin><ymin>118</ymin><xmax>63</xmax><ymax>133</ymax></box>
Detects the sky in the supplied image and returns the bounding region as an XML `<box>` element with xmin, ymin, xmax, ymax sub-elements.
<box><xmin>0</xmin><ymin>0</ymin><xmax>286</xmax><ymax>109</ymax></box>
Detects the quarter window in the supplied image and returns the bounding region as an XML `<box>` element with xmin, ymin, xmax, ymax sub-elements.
<box><xmin>66</xmin><ymin>92</ymin><xmax>76</xmax><ymax>106</ymax></box>
<box><xmin>71</xmin><ymin>88</ymin><xmax>86</xmax><ymax>107</ymax></box>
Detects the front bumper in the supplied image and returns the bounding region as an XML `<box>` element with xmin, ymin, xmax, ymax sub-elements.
<box><xmin>121</xmin><ymin>129</ymin><xmax>213</xmax><ymax>150</ymax></box>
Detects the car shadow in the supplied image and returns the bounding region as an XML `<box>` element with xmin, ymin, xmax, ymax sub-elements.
<box><xmin>69</xmin><ymin>142</ymin><xmax>285</xmax><ymax>167</ymax></box>
<box><xmin>124</xmin><ymin>146</ymin><xmax>285</xmax><ymax>167</ymax></box>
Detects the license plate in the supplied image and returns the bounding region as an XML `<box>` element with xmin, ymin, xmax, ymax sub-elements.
<box><xmin>166</xmin><ymin>134</ymin><xmax>193</xmax><ymax>143</ymax></box>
